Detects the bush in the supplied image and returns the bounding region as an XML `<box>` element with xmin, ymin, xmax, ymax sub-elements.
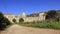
<box><xmin>46</xmin><ymin>10</ymin><xmax>60</xmax><ymax>22</ymax></box>
<box><xmin>19</xmin><ymin>18</ymin><xmax>24</xmax><ymax>23</ymax></box>
<box><xmin>46</xmin><ymin>10</ymin><xmax>57</xmax><ymax>19</ymax></box>
<box><xmin>0</xmin><ymin>12</ymin><xmax>11</xmax><ymax>30</ymax></box>
<box><xmin>20</xmin><ymin>22</ymin><xmax>60</xmax><ymax>30</ymax></box>
<box><xmin>12</xmin><ymin>18</ymin><xmax>16</xmax><ymax>23</ymax></box>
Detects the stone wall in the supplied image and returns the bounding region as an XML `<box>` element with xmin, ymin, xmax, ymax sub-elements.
<box><xmin>4</xmin><ymin>12</ymin><xmax>46</xmax><ymax>23</ymax></box>
<box><xmin>4</xmin><ymin>14</ymin><xmax>15</xmax><ymax>23</ymax></box>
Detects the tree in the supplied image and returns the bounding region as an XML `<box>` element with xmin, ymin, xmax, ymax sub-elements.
<box><xmin>19</xmin><ymin>18</ymin><xmax>24</xmax><ymax>22</ymax></box>
<box><xmin>27</xmin><ymin>13</ymin><xmax>39</xmax><ymax>17</ymax></box>
<box><xmin>12</xmin><ymin>18</ymin><xmax>16</xmax><ymax>23</ymax></box>
<box><xmin>55</xmin><ymin>12</ymin><xmax>60</xmax><ymax>21</ymax></box>
<box><xmin>0</xmin><ymin>12</ymin><xmax>11</xmax><ymax>30</ymax></box>
<box><xmin>45</xmin><ymin>10</ymin><xmax>57</xmax><ymax>22</ymax></box>
<box><xmin>46</xmin><ymin>10</ymin><xmax>60</xmax><ymax>22</ymax></box>
<box><xmin>46</xmin><ymin>10</ymin><xmax>57</xmax><ymax>19</ymax></box>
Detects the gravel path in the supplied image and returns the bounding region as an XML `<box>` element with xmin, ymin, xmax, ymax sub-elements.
<box><xmin>0</xmin><ymin>24</ymin><xmax>60</xmax><ymax>34</ymax></box>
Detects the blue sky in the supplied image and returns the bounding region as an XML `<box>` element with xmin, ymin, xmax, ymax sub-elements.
<box><xmin>0</xmin><ymin>0</ymin><xmax>60</xmax><ymax>16</ymax></box>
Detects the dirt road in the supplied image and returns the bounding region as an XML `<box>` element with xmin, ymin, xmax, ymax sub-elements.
<box><xmin>0</xmin><ymin>24</ymin><xmax>60</xmax><ymax>34</ymax></box>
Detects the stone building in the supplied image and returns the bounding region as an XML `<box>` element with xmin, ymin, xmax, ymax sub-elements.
<box><xmin>4</xmin><ymin>12</ymin><xmax>46</xmax><ymax>23</ymax></box>
<box><xmin>4</xmin><ymin>14</ymin><xmax>15</xmax><ymax>23</ymax></box>
<box><xmin>23</xmin><ymin>12</ymin><xmax>46</xmax><ymax>22</ymax></box>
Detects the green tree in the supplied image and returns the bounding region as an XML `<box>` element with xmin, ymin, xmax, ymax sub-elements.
<box><xmin>46</xmin><ymin>10</ymin><xmax>60</xmax><ymax>22</ymax></box>
<box><xmin>12</xmin><ymin>18</ymin><xmax>16</xmax><ymax>23</ymax></box>
<box><xmin>0</xmin><ymin>12</ymin><xmax>11</xmax><ymax>30</ymax></box>
<box><xmin>45</xmin><ymin>10</ymin><xmax>57</xmax><ymax>22</ymax></box>
<box><xmin>46</xmin><ymin>10</ymin><xmax>57</xmax><ymax>19</ymax></box>
<box><xmin>19</xmin><ymin>18</ymin><xmax>24</xmax><ymax>22</ymax></box>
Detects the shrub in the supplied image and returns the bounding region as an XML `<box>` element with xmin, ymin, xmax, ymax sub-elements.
<box><xmin>19</xmin><ymin>18</ymin><xmax>24</xmax><ymax>23</ymax></box>
<box><xmin>12</xmin><ymin>18</ymin><xmax>16</xmax><ymax>23</ymax></box>
<box><xmin>20</xmin><ymin>22</ymin><xmax>60</xmax><ymax>30</ymax></box>
<box><xmin>0</xmin><ymin>12</ymin><xmax>11</xmax><ymax>30</ymax></box>
<box><xmin>46</xmin><ymin>10</ymin><xmax>60</xmax><ymax>22</ymax></box>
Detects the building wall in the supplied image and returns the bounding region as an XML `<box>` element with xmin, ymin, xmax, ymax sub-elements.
<box><xmin>23</xmin><ymin>17</ymin><xmax>39</xmax><ymax>22</ymax></box>
<box><xmin>4</xmin><ymin>12</ymin><xmax>46</xmax><ymax>23</ymax></box>
<box><xmin>22</xmin><ymin>12</ymin><xmax>46</xmax><ymax>22</ymax></box>
<box><xmin>4</xmin><ymin>14</ymin><xmax>15</xmax><ymax>23</ymax></box>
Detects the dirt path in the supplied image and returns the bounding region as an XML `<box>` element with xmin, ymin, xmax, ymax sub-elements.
<box><xmin>0</xmin><ymin>24</ymin><xmax>60</xmax><ymax>34</ymax></box>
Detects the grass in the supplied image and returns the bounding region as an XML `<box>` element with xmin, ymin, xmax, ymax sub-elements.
<box><xmin>19</xmin><ymin>21</ymin><xmax>60</xmax><ymax>30</ymax></box>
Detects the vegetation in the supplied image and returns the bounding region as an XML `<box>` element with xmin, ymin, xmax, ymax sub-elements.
<box><xmin>20</xmin><ymin>22</ymin><xmax>60</xmax><ymax>30</ymax></box>
<box><xmin>0</xmin><ymin>12</ymin><xmax>11</xmax><ymax>30</ymax></box>
<box><xmin>46</xmin><ymin>10</ymin><xmax>60</xmax><ymax>22</ymax></box>
<box><xmin>12</xmin><ymin>18</ymin><xmax>16</xmax><ymax>23</ymax></box>
<box><xmin>27</xmin><ymin>13</ymin><xmax>39</xmax><ymax>17</ymax></box>
<box><xmin>19</xmin><ymin>18</ymin><xmax>24</xmax><ymax>23</ymax></box>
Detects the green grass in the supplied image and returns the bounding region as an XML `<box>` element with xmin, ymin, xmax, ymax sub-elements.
<box><xmin>20</xmin><ymin>21</ymin><xmax>60</xmax><ymax>30</ymax></box>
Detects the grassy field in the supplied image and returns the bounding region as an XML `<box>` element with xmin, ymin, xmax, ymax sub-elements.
<box><xmin>20</xmin><ymin>21</ymin><xmax>60</xmax><ymax>30</ymax></box>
